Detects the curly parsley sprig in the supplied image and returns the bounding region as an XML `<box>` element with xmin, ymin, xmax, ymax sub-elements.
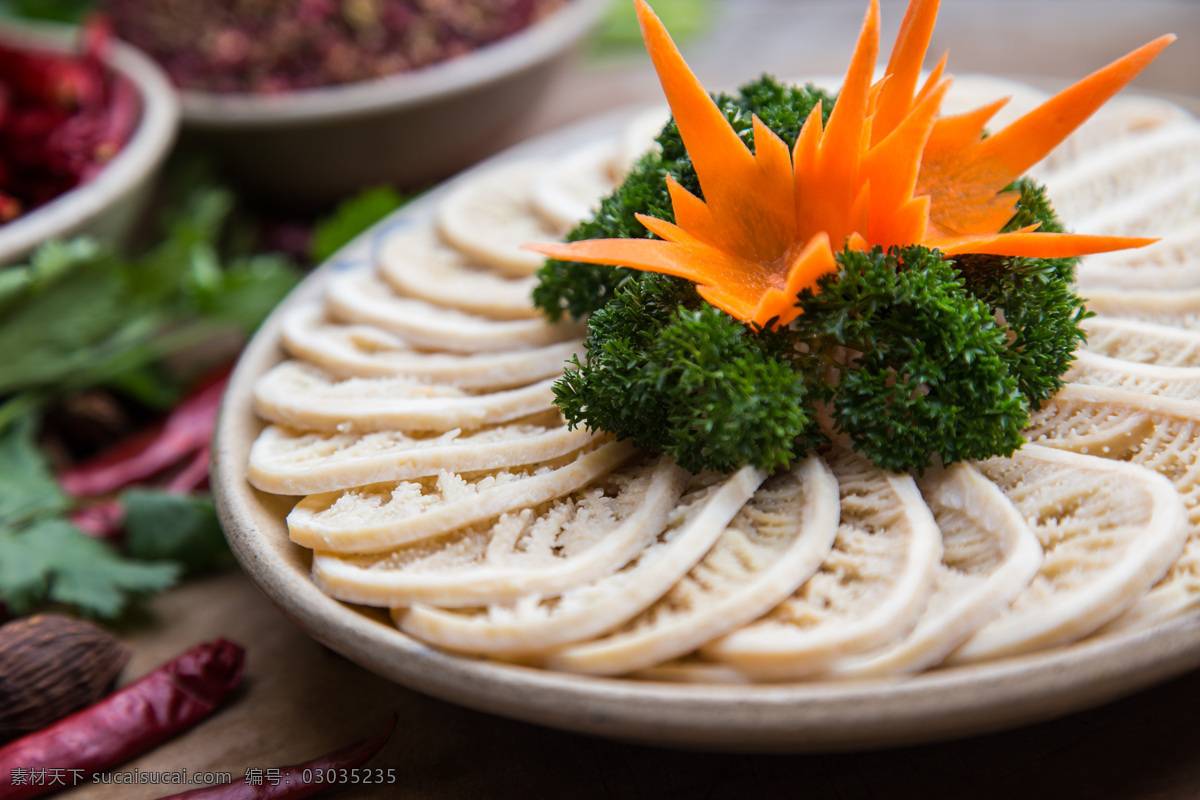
<box><xmin>795</xmin><ymin>245</ymin><xmax>1028</xmax><ymax>472</ymax></box>
<box><xmin>555</xmin><ymin>273</ymin><xmax>824</xmax><ymax>474</ymax></box>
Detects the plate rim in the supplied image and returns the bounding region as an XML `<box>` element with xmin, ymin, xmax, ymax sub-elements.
<box><xmin>211</xmin><ymin>104</ymin><xmax>1200</xmax><ymax>753</ymax></box>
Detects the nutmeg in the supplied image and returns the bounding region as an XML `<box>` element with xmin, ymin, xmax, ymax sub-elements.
<box><xmin>0</xmin><ymin>614</ymin><xmax>130</xmax><ymax>740</ymax></box>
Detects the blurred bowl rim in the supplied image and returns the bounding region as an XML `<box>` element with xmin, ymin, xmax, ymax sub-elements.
<box><xmin>0</xmin><ymin>22</ymin><xmax>180</xmax><ymax>266</ymax></box>
<box><xmin>179</xmin><ymin>0</ymin><xmax>612</xmax><ymax>129</ymax></box>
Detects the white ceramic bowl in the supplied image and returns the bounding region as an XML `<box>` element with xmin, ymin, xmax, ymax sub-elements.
<box><xmin>211</xmin><ymin>108</ymin><xmax>1200</xmax><ymax>753</ymax></box>
<box><xmin>0</xmin><ymin>23</ymin><xmax>179</xmax><ymax>267</ymax></box>
<box><xmin>176</xmin><ymin>0</ymin><xmax>611</xmax><ymax>208</ymax></box>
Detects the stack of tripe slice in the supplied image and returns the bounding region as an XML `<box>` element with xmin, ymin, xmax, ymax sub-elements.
<box><xmin>245</xmin><ymin>76</ymin><xmax>1200</xmax><ymax>681</ymax></box>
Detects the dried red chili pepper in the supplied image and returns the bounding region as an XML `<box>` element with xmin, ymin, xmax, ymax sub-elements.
<box><xmin>152</xmin><ymin>713</ymin><xmax>397</xmax><ymax>800</ymax></box>
<box><xmin>0</xmin><ymin>17</ymin><xmax>138</xmax><ymax>225</ymax></box>
<box><xmin>0</xmin><ymin>639</ymin><xmax>244</xmax><ymax>800</ymax></box>
<box><xmin>0</xmin><ymin>81</ymin><xmax>11</xmax><ymax>129</ymax></box>
<box><xmin>68</xmin><ymin>499</ymin><xmax>125</xmax><ymax>541</ymax></box>
<box><xmin>59</xmin><ymin>370</ymin><xmax>226</xmax><ymax>541</ymax></box>
<box><xmin>86</xmin><ymin>73</ymin><xmax>140</xmax><ymax>175</ymax></box>
<box><xmin>58</xmin><ymin>371</ymin><xmax>227</xmax><ymax>497</ymax></box>
<box><xmin>81</xmin><ymin>14</ymin><xmax>112</xmax><ymax>68</ymax></box>
<box><xmin>165</xmin><ymin>444</ymin><xmax>212</xmax><ymax>495</ymax></box>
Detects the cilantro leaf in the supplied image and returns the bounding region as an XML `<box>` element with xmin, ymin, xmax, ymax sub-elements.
<box><xmin>0</xmin><ymin>245</ymin><xmax>129</xmax><ymax>394</ymax></box>
<box><xmin>311</xmin><ymin>186</ymin><xmax>408</xmax><ymax>263</ymax></box>
<box><xmin>0</xmin><ymin>526</ymin><xmax>51</xmax><ymax>610</ymax></box>
<box><xmin>0</xmin><ymin>167</ymin><xmax>293</xmax><ymax>617</ymax></box>
<box><xmin>122</xmin><ymin>489</ymin><xmax>231</xmax><ymax>575</ymax></box>
<box><xmin>188</xmin><ymin>253</ymin><xmax>300</xmax><ymax>333</ymax></box>
<box><xmin>0</xmin><ymin>238</ymin><xmax>100</xmax><ymax>315</ymax></box>
<box><xmin>0</xmin><ymin>416</ymin><xmax>69</xmax><ymax>529</ymax></box>
<box><xmin>0</xmin><ymin>520</ymin><xmax>179</xmax><ymax>618</ymax></box>
<box><xmin>0</xmin><ymin>179</ymin><xmax>300</xmax><ymax>421</ymax></box>
<box><xmin>0</xmin><ymin>418</ymin><xmax>180</xmax><ymax>616</ymax></box>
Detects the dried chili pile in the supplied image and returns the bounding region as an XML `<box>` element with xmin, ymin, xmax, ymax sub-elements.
<box><xmin>104</xmin><ymin>0</ymin><xmax>566</xmax><ymax>94</ymax></box>
<box><xmin>0</xmin><ymin>20</ymin><xmax>139</xmax><ymax>224</ymax></box>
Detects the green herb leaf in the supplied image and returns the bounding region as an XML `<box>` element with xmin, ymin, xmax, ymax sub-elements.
<box><xmin>189</xmin><ymin>253</ymin><xmax>300</xmax><ymax>333</ymax></box>
<box><xmin>0</xmin><ymin>416</ymin><xmax>69</xmax><ymax>529</ymax></box>
<box><xmin>122</xmin><ymin>489</ymin><xmax>231</xmax><ymax>575</ymax></box>
<box><xmin>0</xmin><ymin>179</ymin><xmax>300</xmax><ymax>420</ymax></box>
<box><xmin>0</xmin><ymin>244</ymin><xmax>128</xmax><ymax>394</ymax></box>
<box><xmin>310</xmin><ymin>186</ymin><xmax>408</xmax><ymax>263</ymax></box>
<box><xmin>0</xmin><ymin>519</ymin><xmax>179</xmax><ymax>617</ymax></box>
<box><xmin>0</xmin><ymin>238</ymin><xmax>100</xmax><ymax>315</ymax></box>
<box><xmin>0</xmin><ymin>417</ymin><xmax>179</xmax><ymax>616</ymax></box>
<box><xmin>0</xmin><ymin>166</ymin><xmax>296</xmax><ymax>616</ymax></box>
<box><xmin>0</xmin><ymin>0</ymin><xmax>95</xmax><ymax>23</ymax></box>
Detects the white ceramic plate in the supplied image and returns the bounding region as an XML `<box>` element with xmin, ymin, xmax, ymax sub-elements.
<box><xmin>211</xmin><ymin>109</ymin><xmax>1200</xmax><ymax>753</ymax></box>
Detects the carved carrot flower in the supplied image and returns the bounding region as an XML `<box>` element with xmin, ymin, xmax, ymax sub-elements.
<box><xmin>877</xmin><ymin>0</ymin><xmax>1176</xmax><ymax>245</ymax></box>
<box><xmin>527</xmin><ymin>0</ymin><xmax>1169</xmax><ymax>329</ymax></box>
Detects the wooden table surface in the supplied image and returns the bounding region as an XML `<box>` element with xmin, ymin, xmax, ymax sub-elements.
<box><xmin>65</xmin><ymin>2</ymin><xmax>1200</xmax><ymax>798</ymax></box>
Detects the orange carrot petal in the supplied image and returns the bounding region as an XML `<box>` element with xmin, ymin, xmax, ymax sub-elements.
<box><xmin>913</xmin><ymin>51</ymin><xmax>948</xmax><ymax>107</ymax></box>
<box><xmin>634</xmin><ymin>0</ymin><xmax>756</xmax><ymax>199</ymax></box>
<box><xmin>793</xmin><ymin>0</ymin><xmax>879</xmax><ymax>250</ymax></box>
<box><xmin>924</xmin><ymin>97</ymin><xmax>1006</xmax><ymax>157</ymax></box>
<box><xmin>523</xmin><ymin>238</ymin><xmax>706</xmax><ymax>284</ymax></box>
<box><xmin>745</xmin><ymin>290</ymin><xmax>801</xmax><ymax>328</ymax></box>
<box><xmin>978</xmin><ymin>34</ymin><xmax>1175</xmax><ymax>179</ymax></box>
<box><xmin>740</xmin><ymin>234</ymin><xmax>839</xmax><ymax>328</ymax></box>
<box><xmin>698</xmin><ymin>115</ymin><xmax>797</xmax><ymax>264</ymax></box>
<box><xmin>635</xmin><ymin>212</ymin><xmax>712</xmax><ymax>248</ymax></box>
<box><xmin>917</xmin><ymin>98</ymin><xmax>1015</xmax><ymax>236</ymax></box>
<box><xmin>792</xmin><ymin>103</ymin><xmax>826</xmax><ymax>236</ymax></box>
<box><xmin>697</xmin><ymin>284</ymin><xmax>758</xmax><ymax>322</ymax></box>
<box><xmin>663</xmin><ymin>175</ymin><xmax>722</xmax><ymax>247</ymax></box>
<box><xmin>780</xmin><ymin>233</ymin><xmax>838</xmax><ymax>304</ymax></box>
<box><xmin>872</xmin><ymin>195</ymin><xmax>931</xmax><ymax>251</ymax></box>
<box><xmin>821</xmin><ymin>0</ymin><xmax>879</xmax><ymax>185</ymax></box>
<box><xmin>636</xmin><ymin>1</ymin><xmax>798</xmax><ymax>268</ymax></box>
<box><xmin>526</xmin><ymin>236</ymin><xmax>775</xmax><ymax>303</ymax></box>
<box><xmin>920</xmin><ymin>34</ymin><xmax>1174</xmax><ymax>240</ymax></box>
<box><xmin>873</xmin><ymin>0</ymin><xmax>941</xmax><ymax>144</ymax></box>
<box><xmin>864</xmin><ymin>76</ymin><xmax>949</xmax><ymax>244</ymax></box>
<box><xmin>749</xmin><ymin>114</ymin><xmax>798</xmax><ymax>246</ymax></box>
<box><xmin>933</xmin><ymin>231</ymin><xmax>1158</xmax><ymax>259</ymax></box>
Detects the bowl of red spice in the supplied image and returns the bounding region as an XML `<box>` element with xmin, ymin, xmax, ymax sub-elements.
<box><xmin>0</xmin><ymin>20</ymin><xmax>179</xmax><ymax>266</ymax></box>
<box><xmin>105</xmin><ymin>0</ymin><xmax>610</xmax><ymax>209</ymax></box>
